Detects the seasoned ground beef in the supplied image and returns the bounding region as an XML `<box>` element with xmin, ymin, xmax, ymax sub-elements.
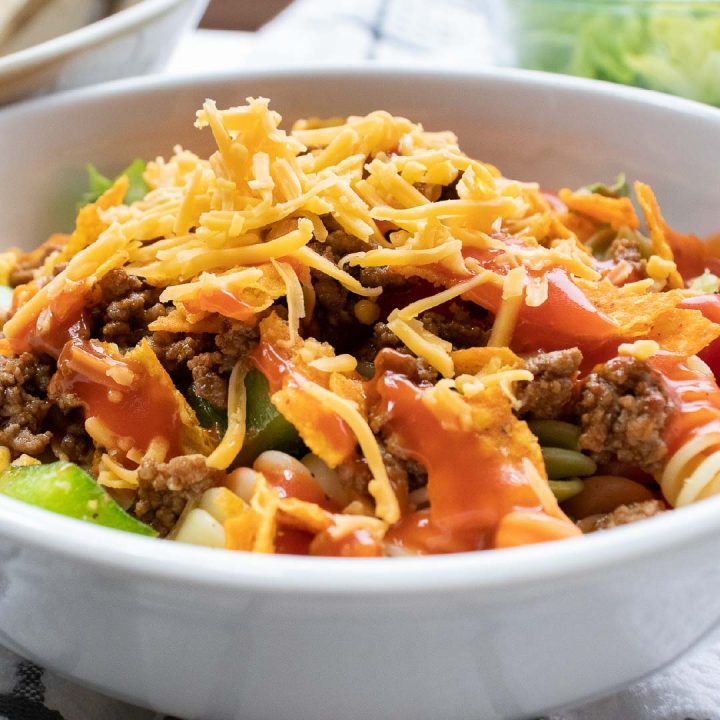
<box><xmin>48</xmin><ymin>410</ymin><xmax>94</xmax><ymax>466</ymax></box>
<box><xmin>358</xmin><ymin>322</ymin><xmax>440</xmax><ymax>385</ymax></box>
<box><xmin>578</xmin><ymin>356</ymin><xmax>669</xmax><ymax>473</ymax></box>
<box><xmin>306</xmin><ymin>267</ymin><xmax>365</xmax><ymax>354</ymax></box>
<box><xmin>420</xmin><ymin>305</ymin><xmax>489</xmax><ymax>349</ymax></box>
<box><xmin>134</xmin><ymin>454</ymin><xmax>226</xmax><ymax>536</ymax></box>
<box><xmin>188</xmin><ymin>352</ymin><xmax>231</xmax><ymax>409</ymax></box>
<box><xmin>336</xmin><ymin>445</ymin><xmax>428</xmax><ymax>503</ymax></box>
<box><xmin>608</xmin><ymin>234</ymin><xmax>645</xmax><ymax>278</ymax></box>
<box><xmin>516</xmin><ymin>348</ymin><xmax>582</xmax><ymax>419</ymax></box>
<box><xmin>185</xmin><ymin>321</ymin><xmax>259</xmax><ymax>409</ymax></box>
<box><xmin>151</xmin><ymin>333</ymin><xmax>210</xmax><ymax>374</ymax></box>
<box><xmin>92</xmin><ymin>268</ymin><xmax>166</xmax><ymax>348</ymax></box>
<box><xmin>578</xmin><ymin>499</ymin><xmax>665</xmax><ymax>533</ymax></box>
<box><xmin>359</xmin><ymin>266</ymin><xmax>410</xmax><ymax>288</ymax></box>
<box><xmin>381</xmin><ymin>436</ymin><xmax>428</xmax><ymax>492</ymax></box>
<box><xmin>0</xmin><ymin>353</ymin><xmax>53</xmax><ymax>458</ymax></box>
<box><xmin>322</xmin><ymin>229</ymin><xmax>367</xmax><ymax>260</ymax></box>
<box><xmin>8</xmin><ymin>241</ymin><xmax>63</xmax><ymax>288</ymax></box>
<box><xmin>358</xmin><ymin>321</ymin><xmax>401</xmax><ymax>359</ymax></box>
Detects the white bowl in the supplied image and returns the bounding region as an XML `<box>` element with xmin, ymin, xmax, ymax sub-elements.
<box><xmin>1</xmin><ymin>68</ymin><xmax>720</xmax><ymax>720</ymax></box>
<box><xmin>0</xmin><ymin>0</ymin><xmax>209</xmax><ymax>106</ymax></box>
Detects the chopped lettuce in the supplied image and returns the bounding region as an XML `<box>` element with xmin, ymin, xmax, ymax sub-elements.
<box><xmin>582</xmin><ymin>173</ymin><xmax>629</xmax><ymax>198</ymax></box>
<box><xmin>79</xmin><ymin>158</ymin><xmax>149</xmax><ymax>207</ymax></box>
<box><xmin>505</xmin><ymin>1</ymin><xmax>720</xmax><ymax>106</ymax></box>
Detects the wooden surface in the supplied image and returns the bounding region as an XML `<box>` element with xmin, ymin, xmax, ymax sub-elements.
<box><xmin>200</xmin><ymin>0</ymin><xmax>293</xmax><ymax>30</ymax></box>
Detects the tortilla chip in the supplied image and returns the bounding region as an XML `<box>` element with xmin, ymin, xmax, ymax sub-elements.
<box><xmin>451</xmin><ymin>347</ymin><xmax>523</xmax><ymax>375</ymax></box>
<box><xmin>634</xmin><ymin>182</ymin><xmax>685</xmax><ymax>289</ymax></box>
<box><xmin>273</xmin><ymin>386</ymin><xmax>356</xmax><ymax>467</ymax></box>
<box><xmin>494</xmin><ymin>510</ymin><xmax>582</xmax><ymax>549</ymax></box>
<box><xmin>277</xmin><ymin>497</ymin><xmax>333</xmax><ymax>533</ymax></box>
<box><xmin>577</xmin><ymin>279</ymin><xmax>720</xmax><ymax>356</ymax></box>
<box><xmin>128</xmin><ymin>339</ymin><xmax>216</xmax><ymax>456</ymax></box>
<box><xmin>558</xmin><ymin>188</ymin><xmax>639</xmax><ymax>231</ymax></box>
<box><xmin>250</xmin><ymin>475</ymin><xmax>279</xmax><ymax>553</ymax></box>
<box><xmin>148</xmin><ymin>307</ymin><xmax>224</xmax><ymax>334</ymax></box>
<box><xmin>258</xmin><ymin>313</ymin><xmax>366</xmax><ymax>468</ymax></box>
<box><xmin>646</xmin><ymin>307</ymin><xmax>720</xmax><ymax>357</ymax></box>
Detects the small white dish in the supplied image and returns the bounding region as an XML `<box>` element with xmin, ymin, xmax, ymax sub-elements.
<box><xmin>0</xmin><ymin>0</ymin><xmax>208</xmax><ymax>105</ymax></box>
<box><xmin>0</xmin><ymin>68</ymin><xmax>719</xmax><ymax>720</ymax></box>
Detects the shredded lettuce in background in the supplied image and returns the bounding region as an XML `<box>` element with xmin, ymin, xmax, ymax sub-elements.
<box><xmin>505</xmin><ymin>1</ymin><xmax>720</xmax><ymax>106</ymax></box>
<box><xmin>79</xmin><ymin>158</ymin><xmax>149</xmax><ymax>207</ymax></box>
<box><xmin>582</xmin><ymin>173</ymin><xmax>629</xmax><ymax>198</ymax></box>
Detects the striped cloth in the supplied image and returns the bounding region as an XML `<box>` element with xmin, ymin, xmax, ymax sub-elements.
<box><xmin>4</xmin><ymin>1</ymin><xmax>720</xmax><ymax>718</ymax></box>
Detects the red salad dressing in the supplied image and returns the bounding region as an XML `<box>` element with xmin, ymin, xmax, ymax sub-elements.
<box><xmin>261</xmin><ymin>465</ymin><xmax>328</xmax><ymax>506</ymax></box>
<box><xmin>275</xmin><ymin>527</ymin><xmax>314</xmax><ymax>555</ymax></box>
<box><xmin>51</xmin><ymin>340</ymin><xmax>184</xmax><ymax>459</ymax></box>
<box><xmin>385</xmin><ymin>509</ymin><xmax>487</xmax><ymax>554</ymax></box>
<box><xmin>183</xmin><ymin>289</ymin><xmax>257</xmax><ymax>323</ymax></box>
<box><xmin>8</xmin><ymin>283</ymin><xmax>90</xmax><ymax>358</ymax></box>
<box><xmin>310</xmin><ymin>528</ymin><xmax>383</xmax><ymax>557</ymax></box>
<box><xmin>367</xmin><ymin>350</ymin><xmax>561</xmax><ymax>554</ymax></box>
<box><xmin>679</xmin><ymin>295</ymin><xmax>720</xmax><ymax>382</ymax></box>
<box><xmin>647</xmin><ymin>352</ymin><xmax>720</xmax><ymax>458</ymax></box>
<box><xmin>461</xmin><ymin>248</ymin><xmax>619</xmax><ymax>356</ymax></box>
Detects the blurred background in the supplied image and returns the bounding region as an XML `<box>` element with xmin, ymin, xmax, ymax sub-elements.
<box><xmin>200</xmin><ymin>0</ymin><xmax>292</xmax><ymax>30</ymax></box>
<box><xmin>196</xmin><ymin>0</ymin><xmax>720</xmax><ymax>107</ymax></box>
<box><xmin>1</xmin><ymin>0</ymin><xmax>719</xmax><ymax>107</ymax></box>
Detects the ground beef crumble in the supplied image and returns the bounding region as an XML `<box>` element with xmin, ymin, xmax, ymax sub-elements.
<box><xmin>336</xmin><ymin>445</ymin><xmax>428</xmax><ymax>505</ymax></box>
<box><xmin>150</xmin><ymin>333</ymin><xmax>210</xmax><ymax>374</ymax></box>
<box><xmin>516</xmin><ymin>348</ymin><xmax>583</xmax><ymax>419</ymax></box>
<box><xmin>91</xmin><ymin>268</ymin><xmax>167</xmax><ymax>348</ymax></box>
<box><xmin>420</xmin><ymin>306</ymin><xmax>489</xmax><ymax>349</ymax></box>
<box><xmin>185</xmin><ymin>321</ymin><xmax>259</xmax><ymax>409</ymax></box>
<box><xmin>607</xmin><ymin>234</ymin><xmax>646</xmax><ymax>279</ymax></box>
<box><xmin>358</xmin><ymin>322</ymin><xmax>440</xmax><ymax>385</ymax></box>
<box><xmin>578</xmin><ymin>356</ymin><xmax>670</xmax><ymax>474</ymax></box>
<box><xmin>134</xmin><ymin>454</ymin><xmax>226</xmax><ymax>536</ymax></box>
<box><xmin>578</xmin><ymin>499</ymin><xmax>665</xmax><ymax>533</ymax></box>
<box><xmin>0</xmin><ymin>353</ymin><xmax>54</xmax><ymax>458</ymax></box>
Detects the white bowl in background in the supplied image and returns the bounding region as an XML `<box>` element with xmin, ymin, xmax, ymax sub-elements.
<box><xmin>0</xmin><ymin>68</ymin><xmax>720</xmax><ymax>720</ymax></box>
<box><xmin>0</xmin><ymin>0</ymin><xmax>209</xmax><ymax>106</ymax></box>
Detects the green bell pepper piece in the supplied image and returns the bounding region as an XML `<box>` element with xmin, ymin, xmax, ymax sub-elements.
<box><xmin>0</xmin><ymin>461</ymin><xmax>156</xmax><ymax>536</ymax></box>
<box><xmin>187</xmin><ymin>385</ymin><xmax>228</xmax><ymax>435</ymax></box>
<box><xmin>188</xmin><ymin>369</ymin><xmax>304</xmax><ymax>466</ymax></box>
<box><xmin>235</xmin><ymin>368</ymin><xmax>303</xmax><ymax>466</ymax></box>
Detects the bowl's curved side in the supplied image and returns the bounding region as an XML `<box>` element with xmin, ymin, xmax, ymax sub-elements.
<box><xmin>0</xmin><ymin>518</ymin><xmax>718</xmax><ymax>720</ymax></box>
<box><xmin>1</xmin><ymin>68</ymin><xmax>720</xmax><ymax>719</ymax></box>
<box><xmin>0</xmin><ymin>0</ymin><xmax>208</xmax><ymax>105</ymax></box>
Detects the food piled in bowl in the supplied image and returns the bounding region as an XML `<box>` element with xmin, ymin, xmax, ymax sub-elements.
<box><xmin>2</xmin><ymin>97</ymin><xmax>720</xmax><ymax>556</ymax></box>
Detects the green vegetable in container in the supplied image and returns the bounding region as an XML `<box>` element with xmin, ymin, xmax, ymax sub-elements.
<box><xmin>549</xmin><ymin>478</ymin><xmax>585</xmax><ymax>503</ymax></box>
<box><xmin>504</xmin><ymin>0</ymin><xmax>720</xmax><ymax>106</ymax></box>
<box><xmin>188</xmin><ymin>369</ymin><xmax>304</xmax><ymax>467</ymax></box>
<box><xmin>527</xmin><ymin>419</ymin><xmax>582</xmax><ymax>451</ymax></box>
<box><xmin>235</xmin><ymin>369</ymin><xmax>304</xmax><ymax>466</ymax></box>
<box><xmin>79</xmin><ymin>158</ymin><xmax>150</xmax><ymax>207</ymax></box>
<box><xmin>187</xmin><ymin>385</ymin><xmax>229</xmax><ymax>436</ymax></box>
<box><xmin>0</xmin><ymin>461</ymin><xmax>157</xmax><ymax>536</ymax></box>
<box><xmin>542</xmin><ymin>447</ymin><xmax>597</xmax><ymax>479</ymax></box>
